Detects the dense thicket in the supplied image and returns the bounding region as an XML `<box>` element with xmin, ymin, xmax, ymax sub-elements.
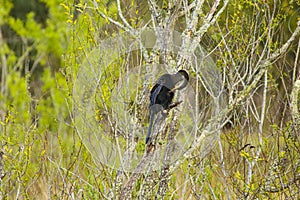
<box><xmin>0</xmin><ymin>0</ymin><xmax>299</xmax><ymax>199</ymax></box>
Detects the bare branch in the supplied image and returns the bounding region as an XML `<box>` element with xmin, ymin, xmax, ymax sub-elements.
<box><xmin>187</xmin><ymin>0</ymin><xmax>205</xmax><ymax>31</ymax></box>
<box><xmin>195</xmin><ymin>0</ymin><xmax>229</xmax><ymax>39</ymax></box>
<box><xmin>177</xmin><ymin>0</ymin><xmax>229</xmax><ymax>67</ymax></box>
<box><xmin>292</xmin><ymin>35</ymin><xmax>300</xmax><ymax>82</ymax></box>
<box><xmin>93</xmin><ymin>0</ymin><xmax>135</xmax><ymax>35</ymax></box>
<box><xmin>168</xmin><ymin>20</ymin><xmax>300</xmax><ymax>177</ymax></box>
<box><xmin>291</xmin><ymin>80</ymin><xmax>300</xmax><ymax>132</ymax></box>
<box><xmin>116</xmin><ymin>0</ymin><xmax>134</xmax><ymax>31</ymax></box>
<box><xmin>147</xmin><ymin>0</ymin><xmax>162</xmax><ymax>27</ymax></box>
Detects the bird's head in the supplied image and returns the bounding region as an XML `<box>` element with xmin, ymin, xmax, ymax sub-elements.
<box><xmin>170</xmin><ymin>70</ymin><xmax>189</xmax><ymax>92</ymax></box>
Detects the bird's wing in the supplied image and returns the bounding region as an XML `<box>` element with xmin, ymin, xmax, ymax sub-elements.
<box><xmin>150</xmin><ymin>77</ymin><xmax>165</xmax><ymax>106</ymax></box>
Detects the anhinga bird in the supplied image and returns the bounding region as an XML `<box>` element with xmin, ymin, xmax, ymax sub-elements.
<box><xmin>146</xmin><ymin>70</ymin><xmax>189</xmax><ymax>144</ymax></box>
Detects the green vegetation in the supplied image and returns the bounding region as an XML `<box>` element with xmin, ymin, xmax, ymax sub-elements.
<box><xmin>0</xmin><ymin>0</ymin><xmax>299</xmax><ymax>199</ymax></box>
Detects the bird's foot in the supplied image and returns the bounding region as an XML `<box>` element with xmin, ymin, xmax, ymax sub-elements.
<box><xmin>167</xmin><ymin>101</ymin><xmax>183</xmax><ymax>110</ymax></box>
<box><xmin>146</xmin><ymin>142</ymin><xmax>155</xmax><ymax>154</ymax></box>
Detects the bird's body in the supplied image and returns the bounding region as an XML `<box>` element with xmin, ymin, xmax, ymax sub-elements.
<box><xmin>146</xmin><ymin>70</ymin><xmax>189</xmax><ymax>144</ymax></box>
<box><xmin>150</xmin><ymin>74</ymin><xmax>175</xmax><ymax>113</ymax></box>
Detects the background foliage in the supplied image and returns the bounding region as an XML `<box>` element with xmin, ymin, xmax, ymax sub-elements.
<box><xmin>0</xmin><ymin>0</ymin><xmax>299</xmax><ymax>199</ymax></box>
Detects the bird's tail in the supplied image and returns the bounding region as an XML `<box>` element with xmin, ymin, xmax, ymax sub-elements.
<box><xmin>146</xmin><ymin>113</ymin><xmax>154</xmax><ymax>144</ymax></box>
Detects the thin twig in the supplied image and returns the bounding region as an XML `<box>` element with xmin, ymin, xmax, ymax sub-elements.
<box><xmin>93</xmin><ymin>0</ymin><xmax>135</xmax><ymax>35</ymax></box>
<box><xmin>168</xmin><ymin>20</ymin><xmax>300</xmax><ymax>177</ymax></box>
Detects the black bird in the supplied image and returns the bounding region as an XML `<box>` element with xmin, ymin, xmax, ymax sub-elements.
<box><xmin>146</xmin><ymin>70</ymin><xmax>189</xmax><ymax>144</ymax></box>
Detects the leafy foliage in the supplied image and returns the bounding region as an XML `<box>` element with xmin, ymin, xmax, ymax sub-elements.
<box><xmin>0</xmin><ymin>0</ymin><xmax>299</xmax><ymax>199</ymax></box>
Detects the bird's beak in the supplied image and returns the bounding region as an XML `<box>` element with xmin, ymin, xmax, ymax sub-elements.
<box><xmin>170</xmin><ymin>77</ymin><xmax>188</xmax><ymax>93</ymax></box>
<box><xmin>169</xmin><ymin>85</ymin><xmax>180</xmax><ymax>93</ymax></box>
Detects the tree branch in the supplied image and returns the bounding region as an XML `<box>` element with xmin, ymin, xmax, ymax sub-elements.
<box><xmin>116</xmin><ymin>0</ymin><xmax>134</xmax><ymax>32</ymax></box>
<box><xmin>291</xmin><ymin>79</ymin><xmax>300</xmax><ymax>132</ymax></box>
<box><xmin>168</xmin><ymin>19</ymin><xmax>300</xmax><ymax>178</ymax></box>
<box><xmin>93</xmin><ymin>0</ymin><xmax>135</xmax><ymax>35</ymax></box>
